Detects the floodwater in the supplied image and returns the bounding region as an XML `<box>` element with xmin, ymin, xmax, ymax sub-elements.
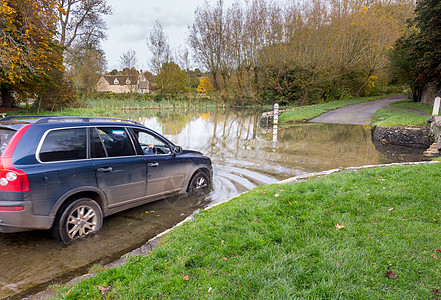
<box><xmin>0</xmin><ymin>108</ymin><xmax>425</xmax><ymax>299</ymax></box>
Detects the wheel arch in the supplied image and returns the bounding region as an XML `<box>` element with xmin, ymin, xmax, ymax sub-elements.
<box><xmin>50</xmin><ymin>188</ymin><xmax>107</xmax><ymax>225</ymax></box>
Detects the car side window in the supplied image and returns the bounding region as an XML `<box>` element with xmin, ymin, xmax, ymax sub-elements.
<box><xmin>132</xmin><ymin>129</ymin><xmax>171</xmax><ymax>155</ymax></box>
<box><xmin>39</xmin><ymin>128</ymin><xmax>87</xmax><ymax>162</ymax></box>
<box><xmin>96</xmin><ymin>127</ymin><xmax>135</xmax><ymax>157</ymax></box>
<box><xmin>90</xmin><ymin>127</ymin><xmax>107</xmax><ymax>158</ymax></box>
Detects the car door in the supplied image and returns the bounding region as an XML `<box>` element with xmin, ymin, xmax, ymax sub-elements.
<box><xmin>91</xmin><ymin>127</ymin><xmax>147</xmax><ymax>208</ymax></box>
<box><xmin>131</xmin><ymin>128</ymin><xmax>185</xmax><ymax>199</ymax></box>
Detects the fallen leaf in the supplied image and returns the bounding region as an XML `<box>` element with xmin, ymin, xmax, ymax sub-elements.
<box><xmin>222</xmin><ymin>257</ymin><xmax>228</xmax><ymax>261</ymax></box>
<box><xmin>433</xmin><ymin>289</ymin><xmax>439</xmax><ymax>294</ymax></box>
<box><xmin>183</xmin><ymin>276</ymin><xmax>190</xmax><ymax>281</ymax></box>
<box><xmin>335</xmin><ymin>223</ymin><xmax>345</xmax><ymax>230</ymax></box>
<box><xmin>98</xmin><ymin>286</ymin><xmax>111</xmax><ymax>295</ymax></box>
<box><xmin>288</xmin><ymin>201</ymin><xmax>292</xmax><ymax>204</ymax></box>
<box><xmin>432</xmin><ymin>254</ymin><xmax>439</xmax><ymax>260</ymax></box>
<box><xmin>433</xmin><ymin>249</ymin><xmax>441</xmax><ymax>253</ymax></box>
<box><xmin>386</xmin><ymin>271</ymin><xmax>397</xmax><ymax>279</ymax></box>
<box><xmin>336</xmin><ymin>262</ymin><xmax>342</xmax><ymax>267</ymax></box>
<box><xmin>437</xmin><ymin>213</ymin><xmax>440</xmax><ymax>216</ymax></box>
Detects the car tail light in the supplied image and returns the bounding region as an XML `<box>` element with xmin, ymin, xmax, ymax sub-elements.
<box><xmin>0</xmin><ymin>168</ymin><xmax>30</xmax><ymax>191</ymax></box>
<box><xmin>0</xmin><ymin>124</ymin><xmax>31</xmax><ymax>192</ymax></box>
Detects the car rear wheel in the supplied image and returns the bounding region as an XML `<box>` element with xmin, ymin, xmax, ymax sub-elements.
<box><xmin>52</xmin><ymin>198</ymin><xmax>103</xmax><ymax>244</ymax></box>
<box><xmin>188</xmin><ymin>171</ymin><xmax>210</xmax><ymax>194</ymax></box>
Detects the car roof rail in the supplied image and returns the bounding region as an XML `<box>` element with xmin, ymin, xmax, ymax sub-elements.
<box><xmin>0</xmin><ymin>115</ymin><xmax>143</xmax><ymax>126</ymax></box>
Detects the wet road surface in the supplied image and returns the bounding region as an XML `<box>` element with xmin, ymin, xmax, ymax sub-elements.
<box><xmin>309</xmin><ymin>95</ymin><xmax>406</xmax><ymax>125</ymax></box>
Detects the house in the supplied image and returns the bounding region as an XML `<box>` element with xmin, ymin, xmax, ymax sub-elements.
<box><xmin>96</xmin><ymin>71</ymin><xmax>150</xmax><ymax>94</ymax></box>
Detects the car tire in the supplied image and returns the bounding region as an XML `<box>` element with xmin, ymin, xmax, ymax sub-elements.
<box><xmin>188</xmin><ymin>171</ymin><xmax>210</xmax><ymax>194</ymax></box>
<box><xmin>51</xmin><ymin>198</ymin><xmax>103</xmax><ymax>244</ymax></box>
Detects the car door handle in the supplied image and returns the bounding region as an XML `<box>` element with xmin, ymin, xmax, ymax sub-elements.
<box><xmin>148</xmin><ymin>162</ymin><xmax>159</xmax><ymax>167</ymax></box>
<box><xmin>97</xmin><ymin>167</ymin><xmax>113</xmax><ymax>173</ymax></box>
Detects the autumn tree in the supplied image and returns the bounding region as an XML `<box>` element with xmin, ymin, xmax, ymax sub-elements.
<box><xmin>156</xmin><ymin>62</ymin><xmax>187</xmax><ymax>96</ymax></box>
<box><xmin>197</xmin><ymin>77</ymin><xmax>214</xmax><ymax>93</ymax></box>
<box><xmin>0</xmin><ymin>0</ymin><xmax>65</xmax><ymax>108</ymax></box>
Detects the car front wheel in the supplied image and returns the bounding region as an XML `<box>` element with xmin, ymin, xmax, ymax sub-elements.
<box><xmin>52</xmin><ymin>198</ymin><xmax>103</xmax><ymax>244</ymax></box>
<box><xmin>188</xmin><ymin>171</ymin><xmax>210</xmax><ymax>194</ymax></box>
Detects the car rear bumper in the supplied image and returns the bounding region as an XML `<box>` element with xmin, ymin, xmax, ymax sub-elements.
<box><xmin>0</xmin><ymin>201</ymin><xmax>53</xmax><ymax>233</ymax></box>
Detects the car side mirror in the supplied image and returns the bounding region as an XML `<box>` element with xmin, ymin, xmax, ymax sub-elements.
<box><xmin>174</xmin><ymin>145</ymin><xmax>183</xmax><ymax>155</ymax></box>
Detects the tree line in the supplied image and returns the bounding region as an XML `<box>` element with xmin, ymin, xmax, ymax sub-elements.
<box><xmin>186</xmin><ymin>0</ymin><xmax>415</xmax><ymax>105</ymax></box>
<box><xmin>1</xmin><ymin>0</ymin><xmax>439</xmax><ymax>108</ymax></box>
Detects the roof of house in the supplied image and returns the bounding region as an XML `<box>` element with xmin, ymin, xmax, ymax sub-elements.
<box><xmin>102</xmin><ymin>75</ymin><xmax>138</xmax><ymax>86</ymax></box>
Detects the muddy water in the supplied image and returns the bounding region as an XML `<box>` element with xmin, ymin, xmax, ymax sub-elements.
<box><xmin>0</xmin><ymin>109</ymin><xmax>424</xmax><ymax>299</ymax></box>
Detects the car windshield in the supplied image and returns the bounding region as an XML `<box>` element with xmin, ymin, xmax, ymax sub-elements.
<box><xmin>0</xmin><ymin>128</ymin><xmax>16</xmax><ymax>156</ymax></box>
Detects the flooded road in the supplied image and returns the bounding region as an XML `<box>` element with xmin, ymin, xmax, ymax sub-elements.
<box><xmin>0</xmin><ymin>109</ymin><xmax>424</xmax><ymax>299</ymax></box>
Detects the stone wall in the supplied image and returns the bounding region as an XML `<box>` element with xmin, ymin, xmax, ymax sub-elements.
<box><xmin>373</xmin><ymin>126</ymin><xmax>433</xmax><ymax>149</ymax></box>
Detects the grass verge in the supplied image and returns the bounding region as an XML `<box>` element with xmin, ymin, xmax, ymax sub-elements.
<box><xmin>372</xmin><ymin>99</ymin><xmax>432</xmax><ymax>128</ymax></box>
<box><xmin>53</xmin><ymin>163</ymin><xmax>441</xmax><ymax>299</ymax></box>
<box><xmin>278</xmin><ymin>95</ymin><xmax>400</xmax><ymax>125</ymax></box>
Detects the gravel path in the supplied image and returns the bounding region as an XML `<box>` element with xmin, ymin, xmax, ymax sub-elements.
<box><xmin>309</xmin><ymin>95</ymin><xmax>407</xmax><ymax>125</ymax></box>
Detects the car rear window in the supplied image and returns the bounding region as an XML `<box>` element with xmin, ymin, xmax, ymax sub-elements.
<box><xmin>0</xmin><ymin>128</ymin><xmax>17</xmax><ymax>156</ymax></box>
<box><xmin>39</xmin><ymin>128</ymin><xmax>87</xmax><ymax>162</ymax></box>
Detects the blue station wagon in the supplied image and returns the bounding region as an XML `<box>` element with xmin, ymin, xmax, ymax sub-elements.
<box><xmin>0</xmin><ymin>116</ymin><xmax>212</xmax><ymax>243</ymax></box>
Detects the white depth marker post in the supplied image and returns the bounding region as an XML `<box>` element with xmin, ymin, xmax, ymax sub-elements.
<box><xmin>273</xmin><ymin>103</ymin><xmax>279</xmax><ymax>143</ymax></box>
<box><xmin>433</xmin><ymin>96</ymin><xmax>441</xmax><ymax>115</ymax></box>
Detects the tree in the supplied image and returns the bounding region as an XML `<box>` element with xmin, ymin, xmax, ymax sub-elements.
<box><xmin>156</xmin><ymin>62</ymin><xmax>187</xmax><ymax>96</ymax></box>
<box><xmin>119</xmin><ymin>49</ymin><xmax>138</xmax><ymax>71</ymax></box>
<box><xmin>57</xmin><ymin>0</ymin><xmax>112</xmax><ymax>49</ymax></box>
<box><xmin>197</xmin><ymin>77</ymin><xmax>214</xmax><ymax>93</ymax></box>
<box><xmin>0</xmin><ymin>0</ymin><xmax>64</xmax><ymax>108</ymax></box>
<box><xmin>148</xmin><ymin>20</ymin><xmax>171</xmax><ymax>75</ymax></box>
<box><xmin>413</xmin><ymin>0</ymin><xmax>441</xmax><ymax>85</ymax></box>
<box><xmin>390</xmin><ymin>34</ymin><xmax>421</xmax><ymax>100</ymax></box>
<box><xmin>65</xmin><ymin>43</ymin><xmax>107</xmax><ymax>95</ymax></box>
<box><xmin>188</xmin><ymin>0</ymin><xmax>228</xmax><ymax>90</ymax></box>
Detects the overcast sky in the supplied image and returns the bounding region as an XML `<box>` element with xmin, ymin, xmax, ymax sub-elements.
<box><xmin>101</xmin><ymin>0</ymin><xmax>232</xmax><ymax>72</ymax></box>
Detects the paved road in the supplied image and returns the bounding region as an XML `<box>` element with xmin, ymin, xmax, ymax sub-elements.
<box><xmin>309</xmin><ymin>95</ymin><xmax>407</xmax><ymax>125</ymax></box>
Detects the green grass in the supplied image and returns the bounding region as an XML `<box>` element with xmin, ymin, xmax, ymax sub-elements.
<box><xmin>278</xmin><ymin>95</ymin><xmax>400</xmax><ymax>125</ymax></box>
<box><xmin>372</xmin><ymin>99</ymin><xmax>432</xmax><ymax>127</ymax></box>
<box><xmin>11</xmin><ymin>98</ymin><xmax>220</xmax><ymax>118</ymax></box>
<box><xmin>53</xmin><ymin>163</ymin><xmax>441</xmax><ymax>299</ymax></box>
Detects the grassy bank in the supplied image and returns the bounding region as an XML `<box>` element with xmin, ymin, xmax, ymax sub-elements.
<box><xmin>278</xmin><ymin>95</ymin><xmax>399</xmax><ymax>125</ymax></box>
<box><xmin>53</xmin><ymin>163</ymin><xmax>441</xmax><ymax>299</ymax></box>
<box><xmin>372</xmin><ymin>99</ymin><xmax>432</xmax><ymax>127</ymax></box>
